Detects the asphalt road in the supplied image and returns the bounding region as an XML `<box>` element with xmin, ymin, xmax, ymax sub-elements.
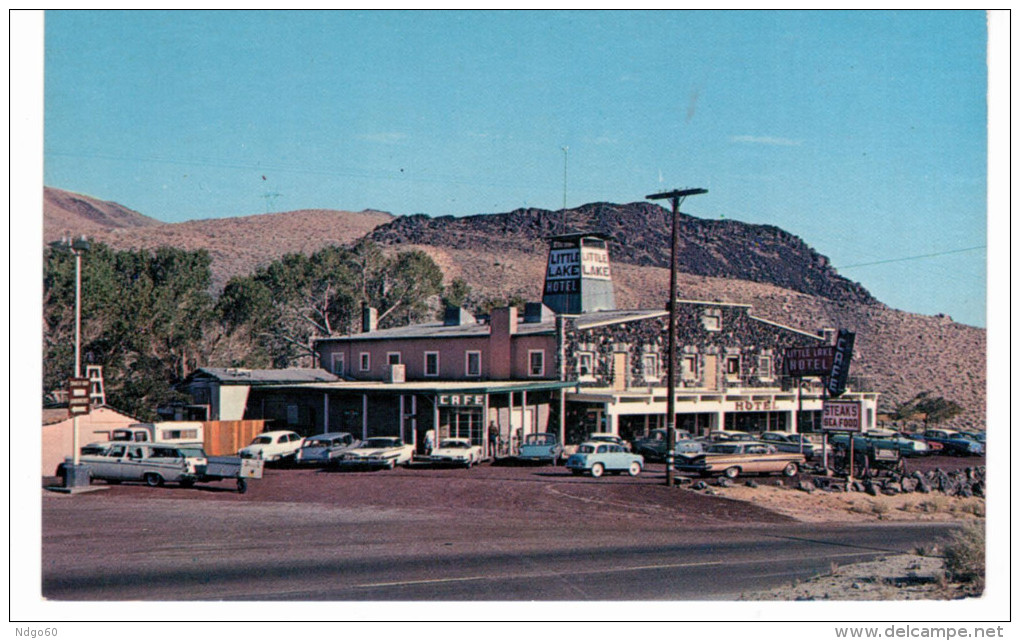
<box><xmin>42</xmin><ymin>468</ymin><xmax>960</xmax><ymax>601</ymax></box>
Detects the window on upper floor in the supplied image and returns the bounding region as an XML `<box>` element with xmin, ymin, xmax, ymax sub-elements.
<box><xmin>359</xmin><ymin>353</ymin><xmax>370</xmax><ymax>372</ymax></box>
<box><xmin>576</xmin><ymin>351</ymin><xmax>595</xmax><ymax>379</ymax></box>
<box><xmin>682</xmin><ymin>355</ymin><xmax>699</xmax><ymax>381</ymax></box>
<box><xmin>387</xmin><ymin>352</ymin><xmax>402</xmax><ymax>366</ymax></box>
<box><xmin>702</xmin><ymin>310</ymin><xmax>722</xmax><ymax>332</ymax></box>
<box><xmin>642</xmin><ymin>353</ymin><xmax>660</xmax><ymax>381</ymax></box>
<box><xmin>758</xmin><ymin>355</ymin><xmax>774</xmax><ymax>381</ymax></box>
<box><xmin>725</xmin><ymin>355</ymin><xmax>741</xmax><ymax>381</ymax></box>
<box><xmin>425</xmin><ymin>352</ymin><xmax>440</xmax><ymax>377</ymax></box>
<box><xmin>330</xmin><ymin>353</ymin><xmax>345</xmax><ymax>377</ymax></box>
<box><xmin>465</xmin><ymin>351</ymin><xmax>481</xmax><ymax>377</ymax></box>
<box><xmin>529</xmin><ymin>350</ymin><xmax>545</xmax><ymax>377</ymax></box>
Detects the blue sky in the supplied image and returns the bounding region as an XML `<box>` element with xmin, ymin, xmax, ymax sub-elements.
<box><xmin>42</xmin><ymin>10</ymin><xmax>993</xmax><ymax>326</ymax></box>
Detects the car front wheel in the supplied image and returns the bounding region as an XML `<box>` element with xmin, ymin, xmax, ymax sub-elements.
<box><xmin>628</xmin><ymin>462</ymin><xmax>642</xmax><ymax>477</ymax></box>
<box><xmin>723</xmin><ymin>466</ymin><xmax>740</xmax><ymax>479</ymax></box>
<box><xmin>590</xmin><ymin>463</ymin><xmax>605</xmax><ymax>478</ymax></box>
<box><xmin>144</xmin><ymin>473</ymin><xmax>164</xmax><ymax>487</ymax></box>
<box><xmin>782</xmin><ymin>463</ymin><xmax>798</xmax><ymax>477</ymax></box>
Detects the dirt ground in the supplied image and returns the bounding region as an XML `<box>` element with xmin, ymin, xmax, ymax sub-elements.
<box><xmin>42</xmin><ymin>454</ymin><xmax>985</xmax><ymax>601</ymax></box>
<box><xmin>740</xmin><ymin>552</ymin><xmax>981</xmax><ymax>601</ymax></box>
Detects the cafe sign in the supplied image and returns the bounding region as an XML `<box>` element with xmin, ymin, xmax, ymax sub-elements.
<box><xmin>438</xmin><ymin>394</ymin><xmax>485</xmax><ymax>407</ymax></box>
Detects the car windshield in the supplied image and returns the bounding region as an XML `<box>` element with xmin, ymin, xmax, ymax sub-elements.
<box><xmin>439</xmin><ymin>440</ymin><xmax>468</xmax><ymax>449</ymax></box>
<box><xmin>525</xmin><ymin>434</ymin><xmax>555</xmax><ymax>445</ymax></box>
<box><xmin>707</xmin><ymin>444</ymin><xmax>741</xmax><ymax>454</ymax></box>
<box><xmin>364</xmin><ymin>438</ymin><xmax>399</xmax><ymax>448</ymax></box>
<box><xmin>577</xmin><ymin>444</ymin><xmax>597</xmax><ymax>454</ymax></box>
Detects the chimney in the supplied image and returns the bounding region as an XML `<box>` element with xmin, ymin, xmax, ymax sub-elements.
<box><xmin>362</xmin><ymin>305</ymin><xmax>378</xmax><ymax>333</ymax></box>
<box><xmin>444</xmin><ymin>306</ymin><xmax>477</xmax><ymax>326</ymax></box>
<box><xmin>524</xmin><ymin>302</ymin><xmax>555</xmax><ymax>323</ymax></box>
<box><xmin>489</xmin><ymin>307</ymin><xmax>517</xmax><ymax>379</ymax></box>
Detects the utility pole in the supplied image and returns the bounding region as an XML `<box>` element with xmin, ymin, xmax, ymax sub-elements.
<box><xmin>646</xmin><ymin>188</ymin><xmax>708</xmax><ymax>487</ymax></box>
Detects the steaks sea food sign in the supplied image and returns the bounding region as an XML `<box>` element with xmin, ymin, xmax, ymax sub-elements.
<box><xmin>822</xmin><ymin>400</ymin><xmax>862</xmax><ymax>432</ymax></box>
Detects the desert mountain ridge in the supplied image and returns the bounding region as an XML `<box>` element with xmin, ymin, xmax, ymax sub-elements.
<box><xmin>41</xmin><ymin>186</ymin><xmax>986</xmax><ymax>426</ymax></box>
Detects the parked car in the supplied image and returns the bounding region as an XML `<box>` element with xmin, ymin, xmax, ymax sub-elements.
<box><xmin>632</xmin><ymin>428</ymin><xmax>695</xmax><ymax>461</ymax></box>
<box><xmin>566</xmin><ymin>442</ymin><xmax>644</xmax><ymax>478</ymax></box>
<box><xmin>707</xmin><ymin>430</ymin><xmax>758</xmax><ymax>443</ymax></box>
<box><xmin>828</xmin><ymin>431</ymin><xmax>930</xmax><ymax>458</ymax></box>
<box><xmin>58</xmin><ymin>442</ymin><xmax>207</xmax><ymax>488</ymax></box>
<box><xmin>238</xmin><ymin>430</ymin><xmax>304</xmax><ymax>462</ymax></box>
<box><xmin>586</xmin><ymin>432</ymin><xmax>631</xmax><ymax>451</ymax></box>
<box><xmin>340</xmin><ymin>436</ymin><xmax>415</xmax><ymax>468</ymax></box>
<box><xmin>760</xmin><ymin>432</ymin><xmax>832</xmax><ymax>459</ymax></box>
<box><xmin>922</xmin><ymin>429</ymin><xmax>984</xmax><ymax>456</ymax></box>
<box><xmin>901</xmin><ymin>432</ymin><xmax>941</xmax><ymax>454</ymax></box>
<box><xmin>675</xmin><ymin>441</ymin><xmax>804</xmax><ymax>479</ymax></box>
<box><xmin>958</xmin><ymin>431</ymin><xmax>986</xmax><ymax>444</ymax></box>
<box><xmin>294</xmin><ymin>432</ymin><xmax>358</xmax><ymax>466</ymax></box>
<box><xmin>428</xmin><ymin>438</ymin><xmax>484</xmax><ymax>467</ymax></box>
<box><xmin>518</xmin><ymin>432</ymin><xmax>563</xmax><ymax>464</ymax></box>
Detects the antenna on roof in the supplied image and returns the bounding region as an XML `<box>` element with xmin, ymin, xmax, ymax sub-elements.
<box><xmin>262</xmin><ymin>191</ymin><xmax>282</xmax><ymax>214</ymax></box>
<box><xmin>561</xmin><ymin>146</ymin><xmax>569</xmax><ymax>234</ymax></box>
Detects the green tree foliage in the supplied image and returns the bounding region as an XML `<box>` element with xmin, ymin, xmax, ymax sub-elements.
<box><xmin>44</xmin><ymin>239</ymin><xmax>446</xmax><ymax>416</ymax></box>
<box><xmin>217</xmin><ymin>241</ymin><xmax>444</xmax><ymax>367</ymax></box>
<box><xmin>43</xmin><ymin>243</ymin><xmax>214</xmax><ymax>418</ymax></box>
<box><xmin>442</xmin><ymin>277</ymin><xmax>472</xmax><ymax>309</ymax></box>
<box><xmin>893</xmin><ymin>391</ymin><xmax>964</xmax><ymax>428</ymax></box>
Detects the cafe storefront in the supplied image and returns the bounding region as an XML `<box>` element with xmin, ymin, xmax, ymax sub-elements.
<box><xmin>253</xmin><ymin>380</ymin><xmax>576</xmax><ymax>459</ymax></box>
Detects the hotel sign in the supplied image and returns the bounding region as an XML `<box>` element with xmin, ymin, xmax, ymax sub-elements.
<box><xmin>821</xmin><ymin>400</ymin><xmax>862</xmax><ymax>432</ymax></box>
<box><xmin>783</xmin><ymin>345</ymin><xmax>834</xmax><ymax>377</ymax></box>
<box><xmin>544</xmin><ymin>246</ymin><xmax>612</xmax><ymax>295</ymax></box>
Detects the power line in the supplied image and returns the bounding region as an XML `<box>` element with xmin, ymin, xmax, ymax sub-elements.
<box><xmin>836</xmin><ymin>246</ymin><xmax>986</xmax><ymax>270</ymax></box>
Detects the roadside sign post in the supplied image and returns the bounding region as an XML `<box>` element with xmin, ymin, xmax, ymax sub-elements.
<box><xmin>822</xmin><ymin>399</ymin><xmax>863</xmax><ymax>482</ymax></box>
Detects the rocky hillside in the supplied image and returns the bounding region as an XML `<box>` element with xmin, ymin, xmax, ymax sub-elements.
<box><xmin>43</xmin><ymin>187</ymin><xmax>162</xmax><ymax>241</ymax></box>
<box><xmin>369</xmin><ymin>202</ymin><xmax>877</xmax><ymax>306</ymax></box>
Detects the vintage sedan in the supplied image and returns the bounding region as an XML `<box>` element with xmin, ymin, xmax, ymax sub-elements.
<box><xmin>675</xmin><ymin>441</ymin><xmax>803</xmax><ymax>479</ymax></box>
<box><xmin>238</xmin><ymin>430</ymin><xmax>304</xmax><ymax>462</ymax></box>
<box><xmin>585</xmin><ymin>432</ymin><xmax>632</xmax><ymax>451</ymax></box>
<box><xmin>518</xmin><ymin>432</ymin><xmax>563</xmax><ymax>464</ymax></box>
<box><xmin>922</xmin><ymin>429</ymin><xmax>984</xmax><ymax>456</ymax></box>
<box><xmin>829</xmin><ymin>431</ymin><xmax>930</xmax><ymax>458</ymax></box>
<box><xmin>632</xmin><ymin>428</ymin><xmax>695</xmax><ymax>461</ymax></box>
<box><xmin>294</xmin><ymin>432</ymin><xmax>358</xmax><ymax>466</ymax></box>
<box><xmin>707</xmin><ymin>430</ymin><xmax>758</xmax><ymax>443</ymax></box>
<box><xmin>339</xmin><ymin>436</ymin><xmax>415</xmax><ymax>469</ymax></box>
<box><xmin>427</xmin><ymin>438</ymin><xmax>484</xmax><ymax>467</ymax></box>
<box><xmin>760</xmin><ymin>432</ymin><xmax>831</xmax><ymax>459</ymax></box>
<box><xmin>566</xmin><ymin>442</ymin><xmax>644</xmax><ymax>478</ymax></box>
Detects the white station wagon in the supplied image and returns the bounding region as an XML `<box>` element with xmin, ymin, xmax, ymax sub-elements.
<box><xmin>238</xmin><ymin>430</ymin><xmax>304</xmax><ymax>462</ymax></box>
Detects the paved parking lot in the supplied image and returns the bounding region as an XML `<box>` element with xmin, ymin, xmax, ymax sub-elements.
<box><xmin>40</xmin><ymin>458</ymin><xmax>971</xmax><ymax>601</ymax></box>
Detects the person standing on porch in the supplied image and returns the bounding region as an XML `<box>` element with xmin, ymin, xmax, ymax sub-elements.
<box><xmin>487</xmin><ymin>422</ymin><xmax>498</xmax><ymax>459</ymax></box>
